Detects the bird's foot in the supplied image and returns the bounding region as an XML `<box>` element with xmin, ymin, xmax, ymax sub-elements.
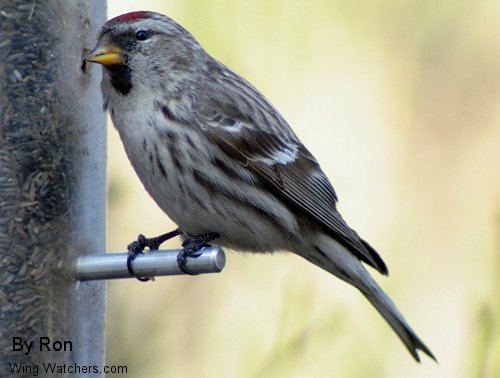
<box><xmin>127</xmin><ymin>229</ymin><xmax>181</xmax><ymax>281</ymax></box>
<box><xmin>177</xmin><ymin>232</ymin><xmax>220</xmax><ymax>275</ymax></box>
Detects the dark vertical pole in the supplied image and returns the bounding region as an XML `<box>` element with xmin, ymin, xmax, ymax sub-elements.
<box><xmin>0</xmin><ymin>1</ymin><xmax>106</xmax><ymax>377</ymax></box>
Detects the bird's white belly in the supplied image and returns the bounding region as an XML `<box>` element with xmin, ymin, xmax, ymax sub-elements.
<box><xmin>109</xmin><ymin>100</ymin><xmax>300</xmax><ymax>252</ymax></box>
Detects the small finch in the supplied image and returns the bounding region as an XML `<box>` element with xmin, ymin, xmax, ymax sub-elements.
<box><xmin>86</xmin><ymin>11</ymin><xmax>435</xmax><ymax>362</ymax></box>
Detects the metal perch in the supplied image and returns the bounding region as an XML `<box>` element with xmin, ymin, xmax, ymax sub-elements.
<box><xmin>75</xmin><ymin>246</ymin><xmax>226</xmax><ymax>281</ymax></box>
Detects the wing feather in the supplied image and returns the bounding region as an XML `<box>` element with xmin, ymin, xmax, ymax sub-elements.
<box><xmin>196</xmin><ymin>68</ymin><xmax>388</xmax><ymax>274</ymax></box>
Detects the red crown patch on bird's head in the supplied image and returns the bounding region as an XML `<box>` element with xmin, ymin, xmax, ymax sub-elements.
<box><xmin>108</xmin><ymin>11</ymin><xmax>152</xmax><ymax>25</ymax></box>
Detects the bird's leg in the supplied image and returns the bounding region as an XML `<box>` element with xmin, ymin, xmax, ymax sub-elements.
<box><xmin>177</xmin><ymin>232</ymin><xmax>220</xmax><ymax>275</ymax></box>
<box><xmin>127</xmin><ymin>229</ymin><xmax>181</xmax><ymax>281</ymax></box>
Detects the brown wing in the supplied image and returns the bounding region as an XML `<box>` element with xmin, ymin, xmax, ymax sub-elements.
<box><xmin>196</xmin><ymin>83</ymin><xmax>387</xmax><ymax>275</ymax></box>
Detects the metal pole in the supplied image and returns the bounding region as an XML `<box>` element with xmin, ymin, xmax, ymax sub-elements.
<box><xmin>75</xmin><ymin>246</ymin><xmax>226</xmax><ymax>280</ymax></box>
<box><xmin>0</xmin><ymin>2</ymin><xmax>106</xmax><ymax>377</ymax></box>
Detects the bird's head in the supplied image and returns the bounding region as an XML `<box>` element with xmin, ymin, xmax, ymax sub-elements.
<box><xmin>85</xmin><ymin>11</ymin><xmax>204</xmax><ymax>95</ymax></box>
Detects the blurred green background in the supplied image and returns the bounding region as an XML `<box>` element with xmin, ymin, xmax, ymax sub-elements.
<box><xmin>105</xmin><ymin>1</ymin><xmax>500</xmax><ymax>377</ymax></box>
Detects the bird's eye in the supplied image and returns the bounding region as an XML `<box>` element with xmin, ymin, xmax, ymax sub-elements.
<box><xmin>135</xmin><ymin>30</ymin><xmax>149</xmax><ymax>41</ymax></box>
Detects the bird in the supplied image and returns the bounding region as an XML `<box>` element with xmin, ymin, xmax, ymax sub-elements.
<box><xmin>85</xmin><ymin>11</ymin><xmax>435</xmax><ymax>362</ymax></box>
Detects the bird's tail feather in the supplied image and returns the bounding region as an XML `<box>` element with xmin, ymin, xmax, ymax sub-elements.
<box><xmin>301</xmin><ymin>234</ymin><xmax>436</xmax><ymax>362</ymax></box>
<box><xmin>360</xmin><ymin>280</ymin><xmax>436</xmax><ymax>362</ymax></box>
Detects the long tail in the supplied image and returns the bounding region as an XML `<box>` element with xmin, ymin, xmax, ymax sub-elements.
<box><xmin>360</xmin><ymin>278</ymin><xmax>436</xmax><ymax>362</ymax></box>
<box><xmin>302</xmin><ymin>234</ymin><xmax>436</xmax><ymax>362</ymax></box>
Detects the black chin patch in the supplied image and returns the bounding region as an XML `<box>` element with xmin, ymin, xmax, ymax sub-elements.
<box><xmin>108</xmin><ymin>65</ymin><xmax>133</xmax><ymax>95</ymax></box>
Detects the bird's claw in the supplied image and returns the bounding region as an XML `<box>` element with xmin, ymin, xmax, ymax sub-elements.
<box><xmin>127</xmin><ymin>229</ymin><xmax>181</xmax><ymax>281</ymax></box>
<box><xmin>127</xmin><ymin>234</ymin><xmax>151</xmax><ymax>282</ymax></box>
<box><xmin>177</xmin><ymin>232</ymin><xmax>220</xmax><ymax>275</ymax></box>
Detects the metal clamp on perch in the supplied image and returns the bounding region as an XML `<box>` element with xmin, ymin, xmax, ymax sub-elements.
<box><xmin>75</xmin><ymin>246</ymin><xmax>226</xmax><ymax>281</ymax></box>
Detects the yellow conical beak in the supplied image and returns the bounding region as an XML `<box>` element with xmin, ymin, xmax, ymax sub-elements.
<box><xmin>85</xmin><ymin>45</ymin><xmax>125</xmax><ymax>66</ymax></box>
